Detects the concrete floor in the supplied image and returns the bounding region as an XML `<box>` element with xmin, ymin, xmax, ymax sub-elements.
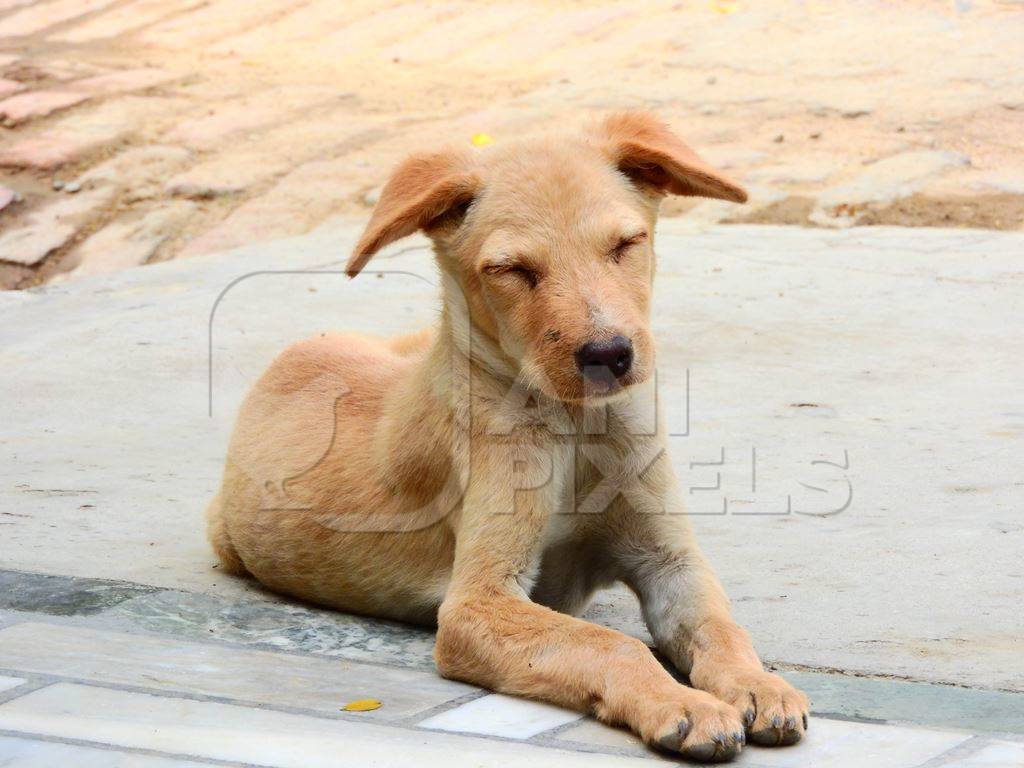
<box><xmin>1</xmin><ymin>221</ymin><xmax>1023</xmax><ymax>764</ymax></box>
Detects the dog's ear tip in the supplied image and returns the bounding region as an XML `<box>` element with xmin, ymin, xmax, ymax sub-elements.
<box><xmin>344</xmin><ymin>253</ymin><xmax>365</xmax><ymax>278</ymax></box>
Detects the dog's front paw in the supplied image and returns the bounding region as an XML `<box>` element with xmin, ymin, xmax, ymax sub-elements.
<box><xmin>708</xmin><ymin>670</ymin><xmax>809</xmax><ymax>747</ymax></box>
<box><xmin>649</xmin><ymin>690</ymin><xmax>745</xmax><ymax>763</ymax></box>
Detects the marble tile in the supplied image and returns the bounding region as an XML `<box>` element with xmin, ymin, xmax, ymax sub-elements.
<box><xmin>418</xmin><ymin>693</ymin><xmax>582</xmax><ymax>738</ymax></box>
<box><xmin>0</xmin><ymin>569</ymin><xmax>441</xmax><ymax>673</ymax></box>
<box><xmin>111</xmin><ymin>588</ymin><xmax>439</xmax><ymax>671</ymax></box>
<box><xmin>943</xmin><ymin>740</ymin><xmax>1024</xmax><ymax>767</ymax></box>
<box><xmin>0</xmin><ymin>622</ymin><xmax>472</xmax><ymax>721</ymax></box>
<box><xmin>0</xmin><ymin>571</ymin><xmax>158</xmax><ymax>616</ymax></box>
<box><xmin>783</xmin><ymin>670</ymin><xmax>1024</xmax><ymax>735</ymax></box>
<box><xmin>555</xmin><ymin>718</ymin><xmax>649</xmax><ymax>754</ymax></box>
<box><xmin>0</xmin><ymin>734</ymin><xmax>213</xmax><ymax>767</ymax></box>
<box><xmin>0</xmin><ymin>683</ymin><xmax>663</xmax><ymax>767</ymax></box>
<box><xmin>730</xmin><ymin>716</ymin><xmax>970</xmax><ymax>768</ymax></box>
<box><xmin>0</xmin><ymin>675</ymin><xmax>26</xmax><ymax>693</ymax></box>
<box><xmin>558</xmin><ymin>715</ymin><xmax>974</xmax><ymax>767</ymax></box>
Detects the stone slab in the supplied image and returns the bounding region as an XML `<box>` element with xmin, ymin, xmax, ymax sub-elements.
<box><xmin>0</xmin><ymin>571</ymin><xmax>440</xmax><ymax>671</ymax></box>
<box><xmin>0</xmin><ymin>675</ymin><xmax>25</xmax><ymax>693</ymax></box>
<box><xmin>783</xmin><ymin>670</ymin><xmax>1024</xmax><ymax>735</ymax></box>
<box><xmin>0</xmin><ymin>683</ymin><xmax>661</xmax><ymax>767</ymax></box>
<box><xmin>0</xmin><ymin>223</ymin><xmax>1022</xmax><ymax>693</ymax></box>
<box><xmin>0</xmin><ymin>621</ymin><xmax>473</xmax><ymax>721</ymax></box>
<box><xmin>418</xmin><ymin>693</ymin><xmax>582</xmax><ymax>738</ymax></box>
<box><xmin>0</xmin><ymin>187</ymin><xmax>115</xmax><ymax>264</ymax></box>
<box><xmin>552</xmin><ymin>718</ymin><xmax>972</xmax><ymax>768</ymax></box>
<box><xmin>0</xmin><ymin>735</ymin><xmax>215</xmax><ymax>768</ymax></box>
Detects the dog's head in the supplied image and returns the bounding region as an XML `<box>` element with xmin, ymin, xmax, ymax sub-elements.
<box><xmin>348</xmin><ymin>112</ymin><xmax>746</xmax><ymax>404</ymax></box>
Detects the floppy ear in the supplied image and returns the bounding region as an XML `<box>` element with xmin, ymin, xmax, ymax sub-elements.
<box><xmin>347</xmin><ymin>149</ymin><xmax>479</xmax><ymax>277</ymax></box>
<box><xmin>599</xmin><ymin>112</ymin><xmax>747</xmax><ymax>203</ymax></box>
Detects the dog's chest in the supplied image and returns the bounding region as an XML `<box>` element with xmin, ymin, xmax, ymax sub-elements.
<box><xmin>516</xmin><ymin>510</ymin><xmax>577</xmax><ymax>595</ymax></box>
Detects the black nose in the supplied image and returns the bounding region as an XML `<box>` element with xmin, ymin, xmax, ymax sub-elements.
<box><xmin>575</xmin><ymin>335</ymin><xmax>633</xmax><ymax>382</ymax></box>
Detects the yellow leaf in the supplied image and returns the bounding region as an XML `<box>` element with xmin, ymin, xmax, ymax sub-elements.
<box><xmin>342</xmin><ymin>699</ymin><xmax>382</xmax><ymax>712</ymax></box>
<box><xmin>471</xmin><ymin>133</ymin><xmax>494</xmax><ymax>147</ymax></box>
<box><xmin>712</xmin><ymin>0</ymin><xmax>739</xmax><ymax>13</ymax></box>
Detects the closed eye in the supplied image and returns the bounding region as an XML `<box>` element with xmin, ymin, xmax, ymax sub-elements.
<box><xmin>610</xmin><ymin>231</ymin><xmax>648</xmax><ymax>264</ymax></box>
<box><xmin>482</xmin><ymin>261</ymin><xmax>539</xmax><ymax>288</ymax></box>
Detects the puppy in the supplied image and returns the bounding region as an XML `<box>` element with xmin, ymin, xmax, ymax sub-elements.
<box><xmin>207</xmin><ymin>112</ymin><xmax>809</xmax><ymax>762</ymax></box>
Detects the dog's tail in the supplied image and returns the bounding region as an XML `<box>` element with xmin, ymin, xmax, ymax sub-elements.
<box><xmin>205</xmin><ymin>491</ymin><xmax>249</xmax><ymax>577</ymax></box>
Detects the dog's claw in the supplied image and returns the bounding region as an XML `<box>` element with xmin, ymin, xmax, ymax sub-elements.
<box><xmin>656</xmin><ymin>720</ymin><xmax>690</xmax><ymax>753</ymax></box>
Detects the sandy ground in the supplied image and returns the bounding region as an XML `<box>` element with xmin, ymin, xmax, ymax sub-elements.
<box><xmin>0</xmin><ymin>0</ymin><xmax>1022</xmax><ymax>287</ymax></box>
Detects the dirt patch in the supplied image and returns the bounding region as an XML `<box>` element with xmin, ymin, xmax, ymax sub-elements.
<box><xmin>721</xmin><ymin>194</ymin><xmax>1024</xmax><ymax>231</ymax></box>
<box><xmin>729</xmin><ymin>197</ymin><xmax>816</xmax><ymax>227</ymax></box>
<box><xmin>855</xmin><ymin>194</ymin><xmax>1024</xmax><ymax>230</ymax></box>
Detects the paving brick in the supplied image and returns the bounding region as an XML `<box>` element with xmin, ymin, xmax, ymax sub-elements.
<box><xmin>0</xmin><ymin>127</ymin><xmax>124</xmax><ymax>171</ymax></box>
<box><xmin>138</xmin><ymin>0</ymin><xmax>297</xmax><ymax>50</ymax></box>
<box><xmin>0</xmin><ymin>90</ymin><xmax>89</xmax><ymax>126</ymax></box>
<box><xmin>164</xmin><ymin>106</ymin><xmax>278</xmax><ymax>150</ymax></box>
<box><xmin>0</xmin><ymin>186</ymin><xmax>116</xmax><ymax>266</ymax></box>
<box><xmin>10</xmin><ymin>96</ymin><xmax>190</xmax><ymax>171</ymax></box>
<box><xmin>5</xmin><ymin>58</ymin><xmax>106</xmax><ymax>82</ymax></box>
<box><xmin>455</xmin><ymin>6</ymin><xmax>635</xmax><ymax>68</ymax></box>
<box><xmin>175</xmin><ymin>157</ymin><xmax>353</xmax><ymax>258</ymax></box>
<box><xmin>164</xmin><ymin>151</ymin><xmax>289</xmax><ymax>198</ymax></box>
<box><xmin>0</xmin><ymin>0</ymin><xmax>118</xmax><ymax>37</ymax></box>
<box><xmin>312</xmin><ymin>3</ymin><xmax>461</xmax><ymax>60</ymax></box>
<box><xmin>163</xmin><ymin>86</ymin><xmax>335</xmax><ymax>150</ymax></box>
<box><xmin>76</xmin><ymin>144</ymin><xmax>193</xmax><ymax>201</ymax></box>
<box><xmin>209</xmin><ymin>0</ymin><xmax>374</xmax><ymax>56</ymax></box>
<box><xmin>49</xmin><ymin>0</ymin><xmax>205</xmax><ymax>43</ymax></box>
<box><xmin>0</xmin><ymin>77</ymin><xmax>24</xmax><ymax>97</ymax></box>
<box><xmin>0</xmin><ymin>97</ymin><xmax>172</xmax><ymax>169</ymax></box>
<box><xmin>68</xmin><ymin>68</ymin><xmax>180</xmax><ymax>96</ymax></box>
<box><xmin>381</xmin><ymin>4</ymin><xmax>534</xmax><ymax>65</ymax></box>
<box><xmin>62</xmin><ymin>201</ymin><xmax>197</xmax><ymax>278</ymax></box>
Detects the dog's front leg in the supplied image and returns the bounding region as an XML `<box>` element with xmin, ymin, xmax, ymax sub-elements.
<box><xmin>611</xmin><ymin>455</ymin><xmax>810</xmax><ymax>747</ymax></box>
<box><xmin>435</xmin><ymin>440</ymin><xmax>745</xmax><ymax>762</ymax></box>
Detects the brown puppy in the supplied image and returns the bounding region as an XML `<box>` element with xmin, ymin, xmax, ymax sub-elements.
<box><xmin>207</xmin><ymin>112</ymin><xmax>809</xmax><ymax>762</ymax></box>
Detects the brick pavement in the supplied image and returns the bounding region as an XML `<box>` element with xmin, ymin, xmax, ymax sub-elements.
<box><xmin>0</xmin><ymin>0</ymin><xmax>1022</xmax><ymax>288</ymax></box>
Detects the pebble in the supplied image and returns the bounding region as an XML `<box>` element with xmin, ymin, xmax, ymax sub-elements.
<box><xmin>52</xmin><ymin>179</ymin><xmax>65</xmax><ymax>190</ymax></box>
<box><xmin>64</xmin><ymin>181</ymin><xmax>81</xmax><ymax>193</ymax></box>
